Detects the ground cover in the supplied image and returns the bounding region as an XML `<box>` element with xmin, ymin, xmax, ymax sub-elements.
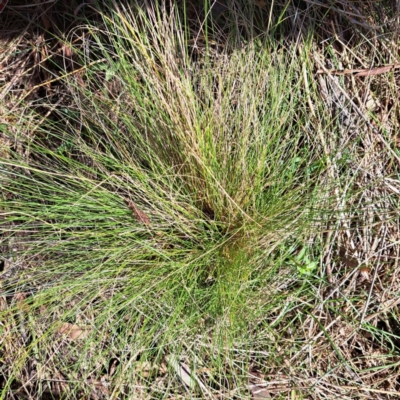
<box><xmin>1</xmin><ymin>1</ymin><xmax>400</xmax><ymax>398</ymax></box>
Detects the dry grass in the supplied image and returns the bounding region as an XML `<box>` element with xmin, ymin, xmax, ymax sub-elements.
<box><xmin>1</xmin><ymin>1</ymin><xmax>400</xmax><ymax>399</ymax></box>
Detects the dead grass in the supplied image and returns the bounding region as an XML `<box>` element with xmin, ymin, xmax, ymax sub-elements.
<box><xmin>1</xmin><ymin>1</ymin><xmax>400</xmax><ymax>399</ymax></box>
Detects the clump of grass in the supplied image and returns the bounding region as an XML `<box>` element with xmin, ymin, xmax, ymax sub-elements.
<box><xmin>1</xmin><ymin>2</ymin><xmax>399</xmax><ymax>398</ymax></box>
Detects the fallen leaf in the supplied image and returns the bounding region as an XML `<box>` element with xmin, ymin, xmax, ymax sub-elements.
<box><xmin>249</xmin><ymin>384</ymin><xmax>271</xmax><ymax>399</ymax></box>
<box><xmin>124</xmin><ymin>199</ymin><xmax>150</xmax><ymax>225</ymax></box>
<box><xmin>166</xmin><ymin>354</ymin><xmax>211</xmax><ymax>395</ymax></box>
<box><xmin>57</xmin><ymin>323</ymin><xmax>91</xmax><ymax>340</ymax></box>
<box><xmin>159</xmin><ymin>362</ymin><xmax>168</xmax><ymax>374</ymax></box>
<box><xmin>62</xmin><ymin>44</ymin><xmax>74</xmax><ymax>59</ymax></box>
<box><xmin>358</xmin><ymin>266</ymin><xmax>371</xmax><ymax>282</ymax></box>
<box><xmin>108</xmin><ymin>358</ymin><xmax>119</xmax><ymax>377</ymax></box>
<box><xmin>166</xmin><ymin>355</ymin><xmax>196</xmax><ymax>389</ymax></box>
<box><xmin>354</xmin><ymin>65</ymin><xmax>397</xmax><ymax>77</ymax></box>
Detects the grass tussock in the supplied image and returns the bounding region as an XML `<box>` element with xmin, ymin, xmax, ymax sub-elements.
<box><xmin>1</xmin><ymin>1</ymin><xmax>400</xmax><ymax>398</ymax></box>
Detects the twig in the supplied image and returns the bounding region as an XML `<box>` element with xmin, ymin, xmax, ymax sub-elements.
<box><xmin>317</xmin><ymin>64</ymin><xmax>400</xmax><ymax>77</ymax></box>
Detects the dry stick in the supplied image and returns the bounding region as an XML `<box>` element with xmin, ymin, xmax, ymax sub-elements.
<box><xmin>317</xmin><ymin>63</ymin><xmax>400</xmax><ymax>77</ymax></box>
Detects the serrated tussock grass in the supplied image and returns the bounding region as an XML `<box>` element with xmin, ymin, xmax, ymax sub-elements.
<box><xmin>0</xmin><ymin>3</ymin><xmax>385</xmax><ymax>398</ymax></box>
